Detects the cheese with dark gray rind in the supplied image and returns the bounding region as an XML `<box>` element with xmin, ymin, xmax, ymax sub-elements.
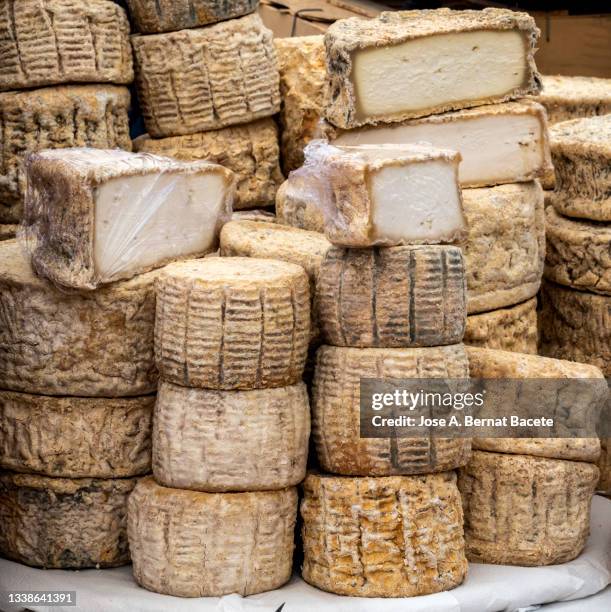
<box><xmin>537</xmin><ymin>75</ymin><xmax>611</xmax><ymax>124</ymax></box>
<box><xmin>549</xmin><ymin>115</ymin><xmax>611</xmax><ymax>222</ymax></box>
<box><xmin>126</xmin><ymin>0</ymin><xmax>258</xmax><ymax>33</ymax></box>
<box><xmin>128</xmin><ymin>477</ymin><xmax>297</xmax><ymax>597</ymax></box>
<box><xmin>153</xmin><ymin>381</ymin><xmax>309</xmax><ymax>491</ymax></box>
<box><xmin>155</xmin><ymin>257</ymin><xmax>310</xmax><ymax>390</ymax></box>
<box><xmin>0</xmin><ymin>85</ymin><xmax>131</xmax><ymax>224</ymax></box>
<box><xmin>539</xmin><ymin>280</ymin><xmax>611</xmax><ymax>376</ymax></box>
<box><xmin>0</xmin><ymin>471</ymin><xmax>137</xmax><ymax>569</ymax></box>
<box><xmin>323</xmin><ymin>8</ymin><xmax>540</xmax><ymax>129</ymax></box>
<box><xmin>132</xmin><ymin>14</ymin><xmax>280</xmax><ymax>137</ymax></box>
<box><xmin>133</xmin><ymin>119</ymin><xmax>283</xmax><ymax>210</ymax></box>
<box><xmin>0</xmin><ymin>391</ymin><xmax>153</xmax><ymax>477</ymax></box>
<box><xmin>462</xmin><ymin>181</ymin><xmax>545</xmax><ymax>313</ymax></box>
<box><xmin>24</xmin><ymin>148</ymin><xmax>234</xmax><ymax>290</ymax></box>
<box><xmin>459</xmin><ymin>451</ymin><xmax>599</xmax><ymax>566</ymax></box>
<box><xmin>312</xmin><ymin>344</ymin><xmax>470</xmax><ymax>476</ymax></box>
<box><xmin>0</xmin><ymin>240</ymin><xmax>158</xmax><ymax>397</ymax></box>
<box><xmin>545</xmin><ymin>206</ymin><xmax>611</xmax><ymax>295</ymax></box>
<box><xmin>464</xmin><ymin>298</ymin><xmax>537</xmax><ymax>354</ymax></box>
<box><xmin>301</xmin><ymin>472</ymin><xmax>467</xmax><ymax>597</ymax></box>
<box><xmin>0</xmin><ymin>0</ymin><xmax>133</xmax><ymax>92</ymax></box>
<box><xmin>316</xmin><ymin>245</ymin><xmax>466</xmax><ymax>347</ymax></box>
<box><xmin>275</xmin><ymin>35</ymin><xmax>326</xmax><ymax>174</ymax></box>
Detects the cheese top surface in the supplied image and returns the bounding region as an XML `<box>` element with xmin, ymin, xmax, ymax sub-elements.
<box><xmin>550</xmin><ymin>115</ymin><xmax>611</xmax><ymax>149</ymax></box>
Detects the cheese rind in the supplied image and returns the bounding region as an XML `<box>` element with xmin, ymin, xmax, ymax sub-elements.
<box><xmin>126</xmin><ymin>0</ymin><xmax>258</xmax><ymax>33</ymax></box>
<box><xmin>133</xmin><ymin>119</ymin><xmax>283</xmax><ymax>210</ymax></box>
<box><xmin>0</xmin><ymin>86</ymin><xmax>131</xmax><ymax>223</ymax></box>
<box><xmin>462</xmin><ymin>181</ymin><xmax>545</xmax><ymax>313</ymax></box>
<box><xmin>153</xmin><ymin>381</ymin><xmax>309</xmax><ymax>491</ymax></box>
<box><xmin>312</xmin><ymin>344</ymin><xmax>470</xmax><ymax>475</ymax></box>
<box><xmin>275</xmin><ymin>36</ymin><xmax>326</xmax><ymax>174</ymax></box>
<box><xmin>155</xmin><ymin>257</ymin><xmax>310</xmax><ymax>389</ymax></box>
<box><xmin>459</xmin><ymin>451</ymin><xmax>599</xmax><ymax>566</ymax></box>
<box><xmin>0</xmin><ymin>0</ymin><xmax>133</xmax><ymax>92</ymax></box>
<box><xmin>276</xmin><ymin>179</ymin><xmax>325</xmax><ymax>233</ymax></box>
<box><xmin>288</xmin><ymin>142</ymin><xmax>465</xmax><ymax>247</ymax></box>
<box><xmin>316</xmin><ymin>245</ymin><xmax>466</xmax><ymax>347</ymax></box>
<box><xmin>0</xmin><ymin>391</ymin><xmax>153</xmax><ymax>477</ymax></box>
<box><xmin>23</xmin><ymin>149</ymin><xmax>234</xmax><ymax>290</ymax></box>
<box><xmin>545</xmin><ymin>206</ymin><xmax>611</xmax><ymax>295</ymax></box>
<box><xmin>128</xmin><ymin>477</ymin><xmax>297</xmax><ymax>597</ymax></box>
<box><xmin>0</xmin><ymin>240</ymin><xmax>158</xmax><ymax>396</ymax></box>
<box><xmin>599</xmin><ymin>438</ymin><xmax>611</xmax><ymax>496</ymax></box>
<box><xmin>549</xmin><ymin>116</ymin><xmax>611</xmax><ymax>222</ymax></box>
<box><xmin>132</xmin><ymin>14</ymin><xmax>280</xmax><ymax>137</ymax></box>
<box><xmin>0</xmin><ymin>472</ymin><xmax>137</xmax><ymax>569</ymax></box>
<box><xmin>466</xmin><ymin>346</ymin><xmax>605</xmax><ymax>463</ymax></box>
<box><xmin>323</xmin><ymin>100</ymin><xmax>552</xmax><ymax>188</ymax></box>
<box><xmin>324</xmin><ymin>8</ymin><xmax>540</xmax><ymax>129</ymax></box>
<box><xmin>539</xmin><ymin>280</ymin><xmax>611</xmax><ymax>376</ymax></box>
<box><xmin>536</xmin><ymin>75</ymin><xmax>611</xmax><ymax>124</ymax></box>
<box><xmin>464</xmin><ymin>298</ymin><xmax>537</xmax><ymax>354</ymax></box>
<box><xmin>0</xmin><ymin>225</ymin><xmax>17</xmax><ymax>241</ymax></box>
<box><xmin>301</xmin><ymin>472</ymin><xmax>467</xmax><ymax>597</ymax></box>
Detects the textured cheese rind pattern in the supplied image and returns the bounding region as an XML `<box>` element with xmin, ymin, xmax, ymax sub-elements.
<box><xmin>153</xmin><ymin>381</ymin><xmax>309</xmax><ymax>491</ymax></box>
<box><xmin>128</xmin><ymin>477</ymin><xmax>297</xmax><ymax>597</ymax></box>
<box><xmin>599</xmin><ymin>438</ymin><xmax>611</xmax><ymax>495</ymax></box>
<box><xmin>0</xmin><ymin>391</ymin><xmax>153</xmax><ymax>477</ymax></box>
<box><xmin>0</xmin><ymin>0</ymin><xmax>133</xmax><ymax>91</ymax></box>
<box><xmin>0</xmin><ymin>472</ymin><xmax>138</xmax><ymax>569</ymax></box>
<box><xmin>132</xmin><ymin>14</ymin><xmax>280</xmax><ymax>137</ymax></box>
<box><xmin>301</xmin><ymin>472</ymin><xmax>467</xmax><ymax>597</ymax></box>
<box><xmin>0</xmin><ymin>85</ymin><xmax>131</xmax><ymax>223</ymax></box>
<box><xmin>312</xmin><ymin>344</ymin><xmax>471</xmax><ymax>476</ymax></box>
<box><xmin>459</xmin><ymin>451</ymin><xmax>599</xmax><ymax>566</ymax></box>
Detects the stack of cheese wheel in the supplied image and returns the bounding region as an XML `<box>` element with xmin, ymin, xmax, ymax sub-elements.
<box><xmin>460</xmin><ymin>347</ymin><xmax>604</xmax><ymax>565</ymax></box>
<box><xmin>127</xmin><ymin>256</ymin><xmax>311</xmax><ymax>597</ymax></box>
<box><xmin>539</xmin><ymin>115</ymin><xmax>611</xmax><ymax>496</ymax></box>
<box><xmin>127</xmin><ymin>0</ymin><xmax>284</xmax><ymax>213</ymax></box>
<box><xmin>0</xmin><ymin>0</ymin><xmax>134</xmax><ymax>237</ymax></box>
<box><xmin>287</xmin><ymin>141</ymin><xmax>470</xmax><ymax>597</ymax></box>
<box><xmin>0</xmin><ymin>143</ymin><xmax>236</xmax><ymax>568</ymax></box>
<box><xmin>275</xmin><ymin>8</ymin><xmax>553</xmax><ymax>356</ymax></box>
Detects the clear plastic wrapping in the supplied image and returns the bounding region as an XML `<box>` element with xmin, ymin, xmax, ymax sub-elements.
<box><xmin>20</xmin><ymin>148</ymin><xmax>235</xmax><ymax>290</ymax></box>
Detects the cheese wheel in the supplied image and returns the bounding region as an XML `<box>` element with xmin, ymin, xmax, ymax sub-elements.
<box><xmin>128</xmin><ymin>477</ymin><xmax>297</xmax><ymax>597</ymax></box>
<box><xmin>301</xmin><ymin>472</ymin><xmax>467</xmax><ymax>597</ymax></box>
<box><xmin>132</xmin><ymin>14</ymin><xmax>280</xmax><ymax>137</ymax></box>
<box><xmin>459</xmin><ymin>451</ymin><xmax>599</xmax><ymax>566</ymax></box>
<box><xmin>126</xmin><ymin>0</ymin><xmax>258</xmax><ymax>33</ymax></box>
<box><xmin>0</xmin><ymin>240</ymin><xmax>158</xmax><ymax>396</ymax></box>
<box><xmin>0</xmin><ymin>390</ymin><xmax>153</xmax><ymax>477</ymax></box>
<box><xmin>0</xmin><ymin>85</ymin><xmax>131</xmax><ymax>223</ymax></box>
<box><xmin>0</xmin><ymin>0</ymin><xmax>133</xmax><ymax>92</ymax></box>
<box><xmin>462</xmin><ymin>181</ymin><xmax>545</xmax><ymax>313</ymax></box>
<box><xmin>316</xmin><ymin>245</ymin><xmax>466</xmax><ymax>347</ymax></box>
<box><xmin>464</xmin><ymin>298</ymin><xmax>537</xmax><ymax>354</ymax></box>
<box><xmin>275</xmin><ymin>36</ymin><xmax>325</xmax><ymax>174</ymax></box>
<box><xmin>539</xmin><ymin>280</ymin><xmax>611</xmax><ymax>376</ymax></box>
<box><xmin>133</xmin><ymin>119</ymin><xmax>283</xmax><ymax>210</ymax></box>
<box><xmin>549</xmin><ymin>115</ymin><xmax>611</xmax><ymax>222</ymax></box>
<box><xmin>545</xmin><ymin>206</ymin><xmax>611</xmax><ymax>295</ymax></box>
<box><xmin>155</xmin><ymin>257</ymin><xmax>310</xmax><ymax>389</ymax></box>
<box><xmin>0</xmin><ymin>471</ymin><xmax>137</xmax><ymax>569</ymax></box>
<box><xmin>312</xmin><ymin>344</ymin><xmax>470</xmax><ymax>475</ymax></box>
<box><xmin>153</xmin><ymin>381</ymin><xmax>309</xmax><ymax>491</ymax></box>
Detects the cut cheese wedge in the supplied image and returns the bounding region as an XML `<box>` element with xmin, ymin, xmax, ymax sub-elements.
<box><xmin>128</xmin><ymin>477</ymin><xmax>297</xmax><ymax>597</ymax></box>
<box><xmin>301</xmin><ymin>472</ymin><xmax>467</xmax><ymax>597</ymax></box>
<box><xmin>323</xmin><ymin>100</ymin><xmax>552</xmax><ymax>188</ymax></box>
<box><xmin>287</xmin><ymin>141</ymin><xmax>465</xmax><ymax>247</ymax></box>
<box><xmin>23</xmin><ymin>148</ymin><xmax>234</xmax><ymax>290</ymax></box>
<box><xmin>155</xmin><ymin>257</ymin><xmax>310</xmax><ymax>389</ymax></box>
<box><xmin>324</xmin><ymin>8</ymin><xmax>540</xmax><ymax>129</ymax></box>
<box><xmin>459</xmin><ymin>451</ymin><xmax>599</xmax><ymax>566</ymax></box>
<box><xmin>0</xmin><ymin>471</ymin><xmax>137</xmax><ymax>569</ymax></box>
